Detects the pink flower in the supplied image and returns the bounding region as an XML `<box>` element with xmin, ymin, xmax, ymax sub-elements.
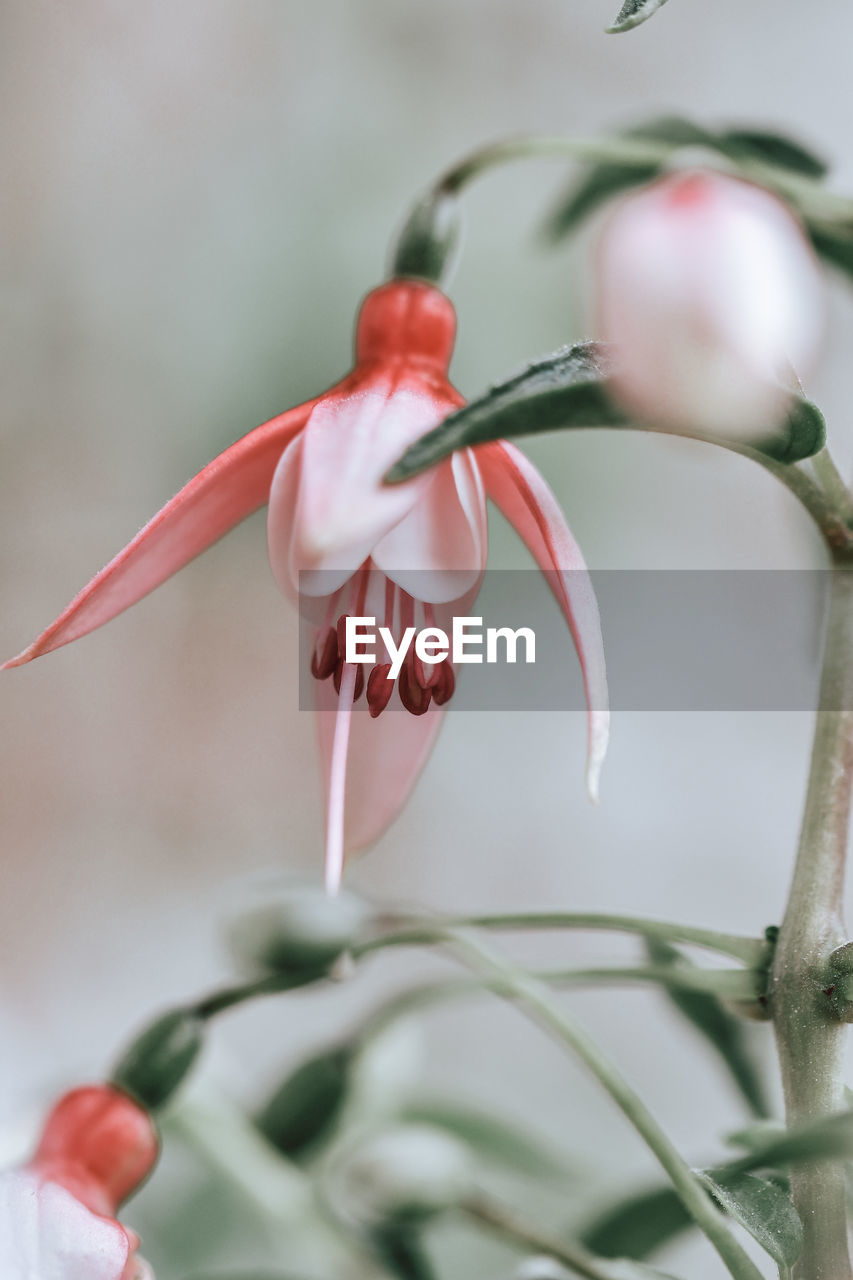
<box><xmin>5</xmin><ymin>279</ymin><xmax>608</xmax><ymax>890</ymax></box>
<box><xmin>596</xmin><ymin>170</ymin><xmax>824</xmax><ymax>439</ymax></box>
<box><xmin>0</xmin><ymin>1085</ymin><xmax>158</xmax><ymax>1280</ymax></box>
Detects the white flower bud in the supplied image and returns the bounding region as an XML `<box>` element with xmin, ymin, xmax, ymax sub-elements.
<box><xmin>336</xmin><ymin>1124</ymin><xmax>473</xmax><ymax>1224</ymax></box>
<box><xmin>229</xmin><ymin>884</ymin><xmax>371</xmax><ymax>974</ymax></box>
<box><xmin>595</xmin><ymin>170</ymin><xmax>824</xmax><ymax>440</ymax></box>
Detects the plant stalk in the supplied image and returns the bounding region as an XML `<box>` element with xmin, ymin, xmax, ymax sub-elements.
<box><xmin>448</xmin><ymin>928</ymin><xmax>765</xmax><ymax>1280</ymax></box>
<box><xmin>771</xmin><ymin>562</ymin><xmax>853</xmax><ymax>1280</ymax></box>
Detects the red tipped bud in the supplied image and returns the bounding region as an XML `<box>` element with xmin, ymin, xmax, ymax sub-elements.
<box><xmin>32</xmin><ymin>1086</ymin><xmax>158</xmax><ymax>1214</ymax></box>
<box><xmin>596</xmin><ymin>170</ymin><xmax>824</xmax><ymax>440</ymax></box>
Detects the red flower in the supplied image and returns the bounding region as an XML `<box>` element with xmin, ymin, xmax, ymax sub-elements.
<box><xmin>5</xmin><ymin>279</ymin><xmax>608</xmax><ymax>888</ymax></box>
<box><xmin>0</xmin><ymin>1085</ymin><xmax>158</xmax><ymax>1279</ymax></box>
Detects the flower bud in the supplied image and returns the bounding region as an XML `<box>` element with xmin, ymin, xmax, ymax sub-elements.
<box><xmin>0</xmin><ymin>1084</ymin><xmax>158</xmax><ymax>1280</ymax></box>
<box><xmin>596</xmin><ymin>170</ymin><xmax>824</xmax><ymax>440</ymax></box>
<box><xmin>515</xmin><ymin>1260</ymin><xmax>573</xmax><ymax>1280</ymax></box>
<box><xmin>255</xmin><ymin>1044</ymin><xmax>353</xmax><ymax>1159</ymax></box>
<box><xmin>112</xmin><ymin>1009</ymin><xmax>205</xmax><ymax>1111</ymax></box>
<box><xmin>33</xmin><ymin>1086</ymin><xmax>158</xmax><ymax>1213</ymax></box>
<box><xmin>229</xmin><ymin>885</ymin><xmax>371</xmax><ymax>976</ymax></box>
<box><xmin>336</xmin><ymin>1124</ymin><xmax>473</xmax><ymax>1225</ymax></box>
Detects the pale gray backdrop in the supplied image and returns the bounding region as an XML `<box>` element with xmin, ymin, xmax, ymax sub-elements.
<box><xmin>2</xmin><ymin>3</ymin><xmax>853</xmax><ymax>1276</ymax></box>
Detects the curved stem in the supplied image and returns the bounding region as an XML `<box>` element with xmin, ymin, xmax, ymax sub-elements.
<box><xmin>464</xmin><ymin>1192</ymin><xmax>639</xmax><ymax>1280</ymax></box>
<box><xmin>736</xmin><ymin>445</ymin><xmax>853</xmax><ymax>552</ymax></box>
<box><xmin>812</xmin><ymin>447</ymin><xmax>853</xmax><ymax>524</ymax></box>
<box><xmin>359</xmin><ymin>965</ymin><xmax>758</xmax><ymax>1049</ymax></box>
<box><xmin>770</xmin><ymin>564</ymin><xmax>853</xmax><ymax>1280</ymax></box>
<box><xmin>358</xmin><ymin>912</ymin><xmax>765</xmax><ymax>965</ymax></box>
<box><xmin>445</xmin><ymin>928</ymin><xmax>765</xmax><ymax>1280</ymax></box>
<box><xmin>391</xmin><ymin>132</ymin><xmax>853</xmax><ymax>285</ymax></box>
<box><xmin>414</xmin><ymin>134</ymin><xmax>853</xmax><ymax>223</ymax></box>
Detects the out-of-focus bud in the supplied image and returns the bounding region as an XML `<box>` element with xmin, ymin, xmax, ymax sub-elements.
<box><xmin>112</xmin><ymin>1009</ymin><xmax>205</xmax><ymax>1111</ymax></box>
<box><xmin>335</xmin><ymin>1124</ymin><xmax>474</xmax><ymax>1225</ymax></box>
<box><xmin>229</xmin><ymin>885</ymin><xmax>371</xmax><ymax>977</ymax></box>
<box><xmin>596</xmin><ymin>170</ymin><xmax>824</xmax><ymax>440</ymax></box>
<box><xmin>256</xmin><ymin>1044</ymin><xmax>354</xmax><ymax>1159</ymax></box>
<box><xmin>0</xmin><ymin>1085</ymin><xmax>159</xmax><ymax>1280</ymax></box>
<box><xmin>515</xmin><ymin>1260</ymin><xmax>572</xmax><ymax>1280</ymax></box>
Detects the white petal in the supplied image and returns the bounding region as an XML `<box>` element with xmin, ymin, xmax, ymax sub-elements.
<box><xmin>0</xmin><ymin>1174</ymin><xmax>130</xmax><ymax>1280</ymax></box>
<box><xmin>272</xmin><ymin>384</ymin><xmax>449</xmax><ymax>598</ymax></box>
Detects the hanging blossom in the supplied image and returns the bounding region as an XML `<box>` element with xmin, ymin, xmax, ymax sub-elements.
<box><xmin>0</xmin><ymin>1085</ymin><xmax>158</xmax><ymax>1280</ymax></box>
<box><xmin>596</xmin><ymin>169</ymin><xmax>824</xmax><ymax>440</ymax></box>
<box><xmin>5</xmin><ymin>279</ymin><xmax>609</xmax><ymax>890</ymax></box>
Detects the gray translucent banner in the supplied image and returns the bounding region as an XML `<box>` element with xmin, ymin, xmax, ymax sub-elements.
<box><xmin>298</xmin><ymin>570</ymin><xmax>839</xmax><ymax>711</ymax></box>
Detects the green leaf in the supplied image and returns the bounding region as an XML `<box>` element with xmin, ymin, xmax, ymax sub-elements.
<box><xmin>810</xmin><ymin>225</ymin><xmax>853</xmax><ymax>282</ymax></box>
<box><xmin>695</xmin><ymin>1170</ymin><xmax>802</xmax><ymax>1267</ymax></box>
<box><xmin>370</xmin><ymin>1224</ymin><xmax>436</xmax><ymax>1280</ymax></box>
<box><xmin>723</xmin><ymin>1109</ymin><xmax>853</xmax><ymax>1174</ymax></box>
<box><xmin>384</xmin><ymin>343</ymin><xmax>621</xmax><ymax>483</ymax></box>
<box><xmin>544</xmin><ymin>161</ymin><xmax>659</xmax><ymax>240</ymax></box>
<box><xmin>645</xmin><ymin>939</ymin><xmax>770</xmax><ymax>1118</ymax></box>
<box><xmin>384</xmin><ymin>343</ymin><xmax>826</xmax><ymax>483</ymax></box>
<box><xmin>726</xmin><ymin>1120</ymin><xmax>788</xmax><ymax>1153</ymax></box>
<box><xmin>719</xmin><ymin>129</ymin><xmax>827</xmax><ymax>179</ymax></box>
<box><xmin>607</xmin><ymin>0</ymin><xmax>672</xmax><ymax>32</ymax></box>
<box><xmin>255</xmin><ymin>1044</ymin><xmax>353</xmax><ymax>1160</ymax></box>
<box><xmin>581</xmin><ymin>1185</ymin><xmax>692</xmax><ymax>1260</ymax></box>
<box><xmin>546</xmin><ymin>115</ymin><xmax>829</xmax><ymax>246</ymax></box>
<box><xmin>400</xmin><ymin>1098</ymin><xmax>570</xmax><ymax>1180</ymax></box>
<box><xmin>544</xmin><ymin>117</ymin><xmax>710</xmax><ymax>241</ymax></box>
<box><xmin>112</xmin><ymin>1008</ymin><xmax>205</xmax><ymax>1111</ymax></box>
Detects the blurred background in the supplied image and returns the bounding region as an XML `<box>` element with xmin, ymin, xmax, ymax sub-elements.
<box><xmin>3</xmin><ymin>2</ymin><xmax>853</xmax><ymax>1276</ymax></box>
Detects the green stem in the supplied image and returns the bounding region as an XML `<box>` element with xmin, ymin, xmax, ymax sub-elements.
<box><xmin>737</xmin><ymin>446</ymin><xmax>853</xmax><ymax>553</ymax></box>
<box><xmin>419</xmin><ymin>134</ymin><xmax>853</xmax><ymax>224</ymax></box>
<box><xmin>192</xmin><ymin>970</ymin><xmax>324</xmax><ymax>1019</ymax></box>
<box><xmin>445</xmin><ymin>928</ymin><xmax>765</xmax><ymax>1280</ymax></box>
<box><xmin>359</xmin><ymin>965</ymin><xmax>759</xmax><ymax>1048</ymax></box>
<box><xmin>812</xmin><ymin>447</ymin><xmax>853</xmax><ymax>525</ymax></box>
<box><xmin>391</xmin><ymin>132</ymin><xmax>853</xmax><ymax>284</ymax></box>
<box><xmin>463</xmin><ymin>1193</ymin><xmax>634</xmax><ymax>1280</ymax></box>
<box><xmin>359</xmin><ymin>912</ymin><xmax>765</xmax><ymax>965</ymax></box>
<box><xmin>770</xmin><ymin>564</ymin><xmax>853</xmax><ymax>1280</ymax></box>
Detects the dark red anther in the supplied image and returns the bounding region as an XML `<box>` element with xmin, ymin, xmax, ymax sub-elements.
<box><xmin>411</xmin><ymin>649</ymin><xmax>430</xmax><ymax>689</ymax></box>
<box><xmin>333</xmin><ymin>658</ymin><xmax>364</xmax><ymax>702</ymax></box>
<box><xmin>310</xmin><ymin>627</ymin><xmax>339</xmax><ymax>680</ymax></box>
<box><xmin>367</xmin><ymin>663</ymin><xmax>394</xmax><ymax>718</ymax></box>
<box><xmin>421</xmin><ymin>659</ymin><xmax>442</xmax><ymax>689</ymax></box>
<box><xmin>336</xmin><ymin>614</ymin><xmax>350</xmax><ymax>655</ymax></box>
<box><xmin>432</xmin><ymin>660</ymin><xmax>456</xmax><ymax>706</ymax></box>
<box><xmin>398</xmin><ymin>652</ymin><xmax>432</xmax><ymax>716</ymax></box>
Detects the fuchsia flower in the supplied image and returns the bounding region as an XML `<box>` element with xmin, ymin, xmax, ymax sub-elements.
<box><xmin>597</xmin><ymin>170</ymin><xmax>824</xmax><ymax>439</ymax></box>
<box><xmin>0</xmin><ymin>1085</ymin><xmax>158</xmax><ymax>1280</ymax></box>
<box><xmin>5</xmin><ymin>279</ymin><xmax>608</xmax><ymax>890</ymax></box>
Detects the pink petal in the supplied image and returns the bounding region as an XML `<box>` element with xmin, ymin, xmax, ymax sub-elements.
<box><xmin>4</xmin><ymin>403</ymin><xmax>312</xmax><ymax>667</ymax></box>
<box><xmin>274</xmin><ymin>378</ymin><xmax>461</xmax><ymax>598</ymax></box>
<box><xmin>477</xmin><ymin>441</ymin><xmax>609</xmax><ymax>799</ymax></box>
<box><xmin>372</xmin><ymin>450</ymin><xmax>487</xmax><ymax>603</ymax></box>
<box><xmin>314</xmin><ymin>675</ymin><xmax>445</xmax><ymax>865</ymax></box>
